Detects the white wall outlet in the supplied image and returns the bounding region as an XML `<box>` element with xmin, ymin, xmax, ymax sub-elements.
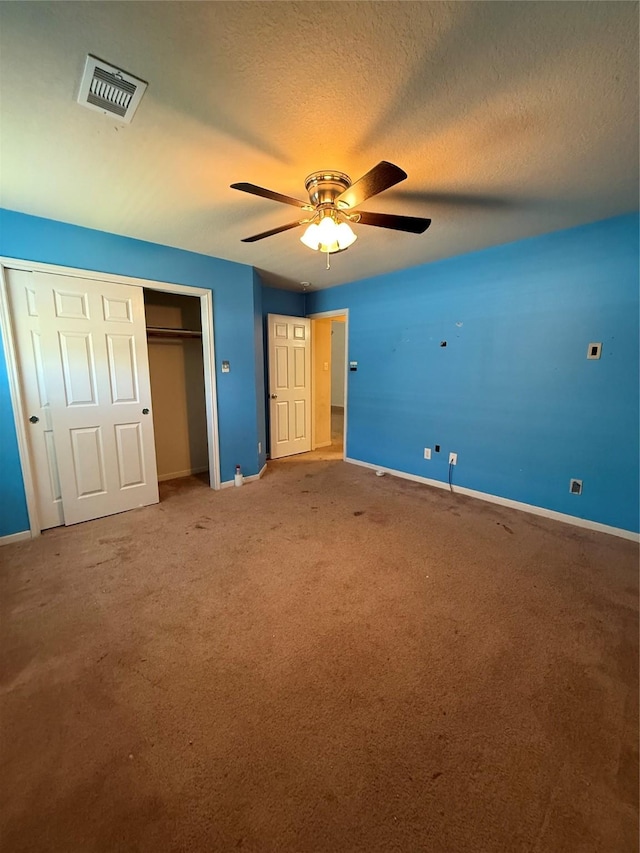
<box><xmin>570</xmin><ymin>478</ymin><xmax>583</xmax><ymax>494</ymax></box>
<box><xmin>587</xmin><ymin>342</ymin><xmax>602</xmax><ymax>360</ymax></box>
<box><xmin>424</xmin><ymin>447</ymin><xmax>431</xmax><ymax>460</ymax></box>
<box><xmin>449</xmin><ymin>452</ymin><xmax>458</xmax><ymax>465</ymax></box>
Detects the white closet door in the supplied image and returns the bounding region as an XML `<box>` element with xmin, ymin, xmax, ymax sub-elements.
<box><xmin>35</xmin><ymin>272</ymin><xmax>159</xmax><ymax>525</ymax></box>
<box><xmin>6</xmin><ymin>269</ymin><xmax>65</xmax><ymax>529</ymax></box>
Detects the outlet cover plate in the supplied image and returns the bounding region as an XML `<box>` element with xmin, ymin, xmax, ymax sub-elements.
<box><xmin>424</xmin><ymin>448</ymin><xmax>431</xmax><ymax>460</ymax></box>
<box><xmin>449</xmin><ymin>452</ymin><xmax>458</xmax><ymax>465</ymax></box>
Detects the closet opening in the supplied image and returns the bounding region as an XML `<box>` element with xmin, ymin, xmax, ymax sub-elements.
<box><xmin>144</xmin><ymin>289</ymin><xmax>210</xmax><ymax>497</ymax></box>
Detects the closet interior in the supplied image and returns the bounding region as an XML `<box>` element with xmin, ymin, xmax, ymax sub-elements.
<box><xmin>144</xmin><ymin>289</ymin><xmax>209</xmax><ymax>483</ymax></box>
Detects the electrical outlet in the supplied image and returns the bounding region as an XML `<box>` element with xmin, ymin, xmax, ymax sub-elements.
<box><xmin>424</xmin><ymin>448</ymin><xmax>431</xmax><ymax>460</ymax></box>
<box><xmin>570</xmin><ymin>478</ymin><xmax>582</xmax><ymax>495</ymax></box>
<box><xmin>449</xmin><ymin>452</ymin><xmax>457</xmax><ymax>465</ymax></box>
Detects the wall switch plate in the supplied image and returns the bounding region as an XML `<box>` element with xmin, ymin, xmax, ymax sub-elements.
<box><xmin>587</xmin><ymin>342</ymin><xmax>602</xmax><ymax>360</ymax></box>
<box><xmin>570</xmin><ymin>478</ymin><xmax>583</xmax><ymax>494</ymax></box>
<box><xmin>424</xmin><ymin>448</ymin><xmax>431</xmax><ymax>460</ymax></box>
<box><xmin>449</xmin><ymin>452</ymin><xmax>458</xmax><ymax>465</ymax></box>
<box><xmin>258</xmin><ymin>442</ymin><xmax>262</xmax><ymax>454</ymax></box>
<box><xmin>221</xmin><ymin>360</ymin><xmax>230</xmax><ymax>373</ymax></box>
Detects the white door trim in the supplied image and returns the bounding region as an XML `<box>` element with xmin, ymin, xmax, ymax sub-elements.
<box><xmin>307</xmin><ymin>309</ymin><xmax>349</xmax><ymax>460</ymax></box>
<box><xmin>0</xmin><ymin>257</ymin><xmax>221</xmax><ymax>538</ymax></box>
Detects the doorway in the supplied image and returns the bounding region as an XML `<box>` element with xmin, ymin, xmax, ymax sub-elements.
<box><xmin>144</xmin><ymin>289</ymin><xmax>209</xmax><ymax>485</ymax></box>
<box><xmin>309</xmin><ymin>310</ymin><xmax>348</xmax><ymax>459</ymax></box>
<box><xmin>0</xmin><ymin>258</ymin><xmax>220</xmax><ymax>537</ymax></box>
<box><xmin>265</xmin><ymin>309</ymin><xmax>348</xmax><ymax>463</ymax></box>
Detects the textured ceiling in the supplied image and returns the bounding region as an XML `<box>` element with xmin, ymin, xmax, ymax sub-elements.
<box><xmin>0</xmin><ymin>1</ymin><xmax>638</xmax><ymax>290</ymax></box>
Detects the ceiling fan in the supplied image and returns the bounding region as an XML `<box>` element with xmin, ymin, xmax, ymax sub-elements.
<box><xmin>230</xmin><ymin>161</ymin><xmax>431</xmax><ymax>265</ymax></box>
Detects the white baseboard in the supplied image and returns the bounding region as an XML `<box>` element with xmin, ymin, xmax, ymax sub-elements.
<box><xmin>158</xmin><ymin>466</ymin><xmax>209</xmax><ymax>482</ymax></box>
<box><xmin>0</xmin><ymin>530</ymin><xmax>31</xmax><ymax>546</ymax></box>
<box><xmin>345</xmin><ymin>457</ymin><xmax>640</xmax><ymax>542</ymax></box>
<box><xmin>220</xmin><ymin>463</ymin><xmax>267</xmax><ymax>490</ymax></box>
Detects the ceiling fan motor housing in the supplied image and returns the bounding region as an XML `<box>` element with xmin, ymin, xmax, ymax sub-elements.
<box><xmin>304</xmin><ymin>171</ymin><xmax>352</xmax><ymax>207</ymax></box>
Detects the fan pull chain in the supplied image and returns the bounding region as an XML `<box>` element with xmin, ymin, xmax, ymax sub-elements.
<box><xmin>326</xmin><ymin>250</ymin><xmax>331</xmax><ymax>270</ymax></box>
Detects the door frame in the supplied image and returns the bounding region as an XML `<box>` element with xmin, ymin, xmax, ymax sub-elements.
<box><xmin>307</xmin><ymin>309</ymin><xmax>349</xmax><ymax>460</ymax></box>
<box><xmin>0</xmin><ymin>257</ymin><xmax>221</xmax><ymax>538</ymax></box>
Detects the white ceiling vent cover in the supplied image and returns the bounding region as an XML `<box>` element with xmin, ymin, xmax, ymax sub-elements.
<box><xmin>77</xmin><ymin>55</ymin><xmax>147</xmax><ymax>124</ymax></box>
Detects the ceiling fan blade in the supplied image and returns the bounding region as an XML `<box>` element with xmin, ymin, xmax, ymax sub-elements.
<box><xmin>241</xmin><ymin>220</ymin><xmax>306</xmax><ymax>242</ymax></box>
<box><xmin>336</xmin><ymin>161</ymin><xmax>407</xmax><ymax>209</ymax></box>
<box><xmin>231</xmin><ymin>182</ymin><xmax>312</xmax><ymax>210</ymax></box>
<box><xmin>355</xmin><ymin>210</ymin><xmax>431</xmax><ymax>234</ymax></box>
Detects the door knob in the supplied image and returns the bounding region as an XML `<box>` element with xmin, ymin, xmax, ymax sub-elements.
<box><xmin>270</xmin><ymin>394</ymin><xmax>278</xmax><ymax>399</ymax></box>
<box><xmin>29</xmin><ymin>415</ymin><xmax>39</xmax><ymax>424</ymax></box>
<box><xmin>142</xmin><ymin>408</ymin><xmax>149</xmax><ymax>415</ymax></box>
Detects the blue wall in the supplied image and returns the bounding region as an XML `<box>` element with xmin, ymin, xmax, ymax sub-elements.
<box><xmin>307</xmin><ymin>213</ymin><xmax>640</xmax><ymax>533</ymax></box>
<box><xmin>0</xmin><ymin>209</ymin><xmax>263</xmax><ymax>535</ymax></box>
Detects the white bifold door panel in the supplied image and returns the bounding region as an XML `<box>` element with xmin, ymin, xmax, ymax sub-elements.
<box><xmin>7</xmin><ymin>270</ymin><xmax>159</xmax><ymax>527</ymax></box>
<box><xmin>7</xmin><ymin>270</ymin><xmax>64</xmax><ymax>529</ymax></box>
<box><xmin>268</xmin><ymin>314</ymin><xmax>311</xmax><ymax>459</ymax></box>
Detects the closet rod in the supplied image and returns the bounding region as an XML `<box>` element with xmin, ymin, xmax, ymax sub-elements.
<box><xmin>146</xmin><ymin>326</ymin><xmax>202</xmax><ymax>339</ymax></box>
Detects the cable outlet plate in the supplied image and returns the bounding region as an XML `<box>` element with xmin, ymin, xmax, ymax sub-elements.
<box><xmin>449</xmin><ymin>452</ymin><xmax>457</xmax><ymax>465</ymax></box>
<box><xmin>424</xmin><ymin>448</ymin><xmax>431</xmax><ymax>460</ymax></box>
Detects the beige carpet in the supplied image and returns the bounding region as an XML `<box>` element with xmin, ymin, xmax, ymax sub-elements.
<box><xmin>1</xmin><ymin>456</ymin><xmax>638</xmax><ymax>852</ymax></box>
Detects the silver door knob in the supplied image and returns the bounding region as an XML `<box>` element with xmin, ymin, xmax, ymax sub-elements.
<box><xmin>29</xmin><ymin>415</ymin><xmax>39</xmax><ymax>424</ymax></box>
<box><xmin>270</xmin><ymin>394</ymin><xmax>277</xmax><ymax>399</ymax></box>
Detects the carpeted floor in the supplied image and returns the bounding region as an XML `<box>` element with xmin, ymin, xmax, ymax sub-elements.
<box><xmin>1</xmin><ymin>455</ymin><xmax>638</xmax><ymax>852</ymax></box>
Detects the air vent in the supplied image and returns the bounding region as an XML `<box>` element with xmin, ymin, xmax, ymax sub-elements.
<box><xmin>77</xmin><ymin>55</ymin><xmax>147</xmax><ymax>124</ymax></box>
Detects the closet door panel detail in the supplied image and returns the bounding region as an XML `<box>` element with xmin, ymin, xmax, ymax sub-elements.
<box><xmin>106</xmin><ymin>334</ymin><xmax>139</xmax><ymax>404</ymax></box>
<box><xmin>70</xmin><ymin>426</ymin><xmax>107</xmax><ymax>497</ymax></box>
<box><xmin>58</xmin><ymin>332</ymin><xmax>98</xmax><ymax>406</ymax></box>
<box><xmin>115</xmin><ymin>423</ymin><xmax>145</xmax><ymax>488</ymax></box>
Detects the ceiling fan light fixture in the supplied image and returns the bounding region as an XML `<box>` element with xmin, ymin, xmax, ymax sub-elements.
<box><xmin>300</xmin><ymin>215</ymin><xmax>357</xmax><ymax>253</ymax></box>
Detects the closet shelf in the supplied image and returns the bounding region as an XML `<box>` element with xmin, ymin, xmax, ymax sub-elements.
<box><xmin>146</xmin><ymin>326</ymin><xmax>202</xmax><ymax>340</ymax></box>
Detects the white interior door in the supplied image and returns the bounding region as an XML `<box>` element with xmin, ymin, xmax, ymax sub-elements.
<box><xmin>268</xmin><ymin>314</ymin><xmax>311</xmax><ymax>459</ymax></box>
<box><xmin>7</xmin><ymin>270</ymin><xmax>65</xmax><ymax>529</ymax></box>
<box><xmin>32</xmin><ymin>272</ymin><xmax>158</xmax><ymax>525</ymax></box>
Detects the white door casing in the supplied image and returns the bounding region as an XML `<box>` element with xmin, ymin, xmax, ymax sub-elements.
<box><xmin>6</xmin><ymin>270</ymin><xmax>65</xmax><ymax>529</ymax></box>
<box><xmin>34</xmin><ymin>272</ymin><xmax>159</xmax><ymax>525</ymax></box>
<box><xmin>268</xmin><ymin>314</ymin><xmax>311</xmax><ymax>459</ymax></box>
